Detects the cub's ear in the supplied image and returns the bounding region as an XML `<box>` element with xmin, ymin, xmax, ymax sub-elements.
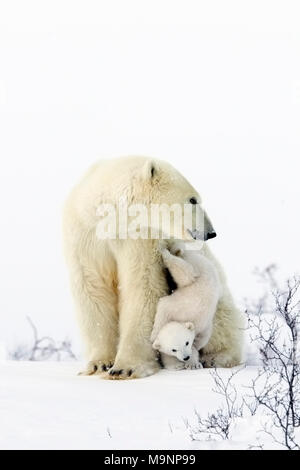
<box><xmin>185</xmin><ymin>322</ymin><xmax>194</xmax><ymax>331</ymax></box>
<box><xmin>152</xmin><ymin>340</ymin><xmax>160</xmax><ymax>350</ymax></box>
<box><xmin>142</xmin><ymin>160</ymin><xmax>156</xmax><ymax>181</ymax></box>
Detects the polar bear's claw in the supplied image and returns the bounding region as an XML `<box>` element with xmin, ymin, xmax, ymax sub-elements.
<box><xmin>106</xmin><ymin>361</ymin><xmax>159</xmax><ymax>380</ymax></box>
<box><xmin>109</xmin><ymin>369</ymin><xmax>124</xmax><ymax>376</ymax></box>
<box><xmin>78</xmin><ymin>360</ymin><xmax>114</xmax><ymax>376</ymax></box>
<box><xmin>107</xmin><ymin>368</ymin><xmax>130</xmax><ymax>379</ymax></box>
<box><xmin>106</xmin><ymin>368</ymin><xmax>132</xmax><ymax>380</ymax></box>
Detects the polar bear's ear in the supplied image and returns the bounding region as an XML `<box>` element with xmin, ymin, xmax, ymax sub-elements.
<box><xmin>153</xmin><ymin>340</ymin><xmax>160</xmax><ymax>350</ymax></box>
<box><xmin>142</xmin><ymin>160</ymin><xmax>156</xmax><ymax>181</ymax></box>
<box><xmin>185</xmin><ymin>322</ymin><xmax>194</xmax><ymax>331</ymax></box>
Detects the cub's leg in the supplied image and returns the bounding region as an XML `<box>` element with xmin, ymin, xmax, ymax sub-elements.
<box><xmin>160</xmin><ymin>353</ymin><xmax>185</xmax><ymax>371</ymax></box>
<box><xmin>185</xmin><ymin>346</ymin><xmax>203</xmax><ymax>370</ymax></box>
<box><xmin>160</xmin><ymin>349</ymin><xmax>202</xmax><ymax>371</ymax></box>
<box><xmin>150</xmin><ymin>295</ymin><xmax>174</xmax><ymax>343</ymax></box>
<box><xmin>161</xmin><ymin>248</ymin><xmax>195</xmax><ymax>288</ymax></box>
<box><xmin>194</xmin><ymin>323</ymin><xmax>213</xmax><ymax>351</ymax></box>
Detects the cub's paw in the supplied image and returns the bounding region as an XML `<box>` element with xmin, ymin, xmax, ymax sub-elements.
<box><xmin>161</xmin><ymin>248</ymin><xmax>172</xmax><ymax>262</ymax></box>
<box><xmin>106</xmin><ymin>360</ymin><xmax>160</xmax><ymax>380</ymax></box>
<box><xmin>78</xmin><ymin>359</ymin><xmax>114</xmax><ymax>376</ymax></box>
<box><xmin>169</xmin><ymin>241</ymin><xmax>185</xmax><ymax>257</ymax></box>
<box><xmin>163</xmin><ymin>362</ymin><xmax>185</xmax><ymax>371</ymax></box>
<box><xmin>185</xmin><ymin>361</ymin><xmax>203</xmax><ymax>370</ymax></box>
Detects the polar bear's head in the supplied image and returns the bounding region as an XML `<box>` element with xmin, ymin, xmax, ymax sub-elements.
<box><xmin>152</xmin><ymin>321</ymin><xmax>195</xmax><ymax>362</ymax></box>
<box><xmin>139</xmin><ymin>158</ymin><xmax>216</xmax><ymax>242</ymax></box>
<box><xmin>95</xmin><ymin>156</ymin><xmax>216</xmax><ymax>243</ymax></box>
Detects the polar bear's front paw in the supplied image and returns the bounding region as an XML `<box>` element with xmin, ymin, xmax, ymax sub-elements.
<box><xmin>78</xmin><ymin>359</ymin><xmax>114</xmax><ymax>376</ymax></box>
<box><xmin>106</xmin><ymin>360</ymin><xmax>160</xmax><ymax>380</ymax></box>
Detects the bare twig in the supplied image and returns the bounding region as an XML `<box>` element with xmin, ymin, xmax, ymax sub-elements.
<box><xmin>9</xmin><ymin>316</ymin><xmax>76</xmax><ymax>362</ymax></box>
<box><xmin>186</xmin><ymin>267</ymin><xmax>300</xmax><ymax>450</ymax></box>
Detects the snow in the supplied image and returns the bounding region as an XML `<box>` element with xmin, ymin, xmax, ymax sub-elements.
<box><xmin>0</xmin><ymin>361</ymin><xmax>279</xmax><ymax>450</ymax></box>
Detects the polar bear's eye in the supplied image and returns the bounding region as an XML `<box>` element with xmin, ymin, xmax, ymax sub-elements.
<box><xmin>172</xmin><ymin>349</ymin><xmax>177</xmax><ymax>352</ymax></box>
<box><xmin>186</xmin><ymin>342</ymin><xmax>189</xmax><ymax>346</ymax></box>
<box><xmin>189</xmin><ymin>197</ymin><xmax>197</xmax><ymax>205</ymax></box>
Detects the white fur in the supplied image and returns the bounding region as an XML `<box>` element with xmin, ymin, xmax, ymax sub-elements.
<box><xmin>63</xmin><ymin>156</ymin><xmax>245</xmax><ymax>379</ymax></box>
<box><xmin>151</xmin><ymin>243</ymin><xmax>221</xmax><ymax>369</ymax></box>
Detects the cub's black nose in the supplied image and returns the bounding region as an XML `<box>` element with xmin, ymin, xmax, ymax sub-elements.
<box><xmin>184</xmin><ymin>356</ymin><xmax>190</xmax><ymax>361</ymax></box>
<box><xmin>206</xmin><ymin>231</ymin><xmax>217</xmax><ymax>240</ymax></box>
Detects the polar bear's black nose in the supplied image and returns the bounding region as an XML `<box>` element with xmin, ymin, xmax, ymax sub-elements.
<box><xmin>184</xmin><ymin>356</ymin><xmax>190</xmax><ymax>361</ymax></box>
<box><xmin>206</xmin><ymin>231</ymin><xmax>217</xmax><ymax>240</ymax></box>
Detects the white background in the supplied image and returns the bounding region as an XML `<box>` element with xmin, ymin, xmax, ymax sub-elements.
<box><xmin>0</xmin><ymin>0</ymin><xmax>299</xmax><ymax>355</ymax></box>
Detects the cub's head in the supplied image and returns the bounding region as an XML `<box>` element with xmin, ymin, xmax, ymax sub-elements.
<box><xmin>152</xmin><ymin>321</ymin><xmax>195</xmax><ymax>362</ymax></box>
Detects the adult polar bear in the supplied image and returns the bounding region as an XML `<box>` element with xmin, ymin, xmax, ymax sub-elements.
<box><xmin>63</xmin><ymin>156</ymin><xmax>244</xmax><ymax>379</ymax></box>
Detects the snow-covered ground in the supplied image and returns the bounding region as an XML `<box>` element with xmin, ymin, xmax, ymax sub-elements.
<box><xmin>0</xmin><ymin>361</ymin><xmax>279</xmax><ymax>450</ymax></box>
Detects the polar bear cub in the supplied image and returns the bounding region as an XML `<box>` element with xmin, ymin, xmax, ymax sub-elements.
<box><xmin>153</xmin><ymin>321</ymin><xmax>202</xmax><ymax>370</ymax></box>
<box><xmin>151</xmin><ymin>242</ymin><xmax>221</xmax><ymax>370</ymax></box>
